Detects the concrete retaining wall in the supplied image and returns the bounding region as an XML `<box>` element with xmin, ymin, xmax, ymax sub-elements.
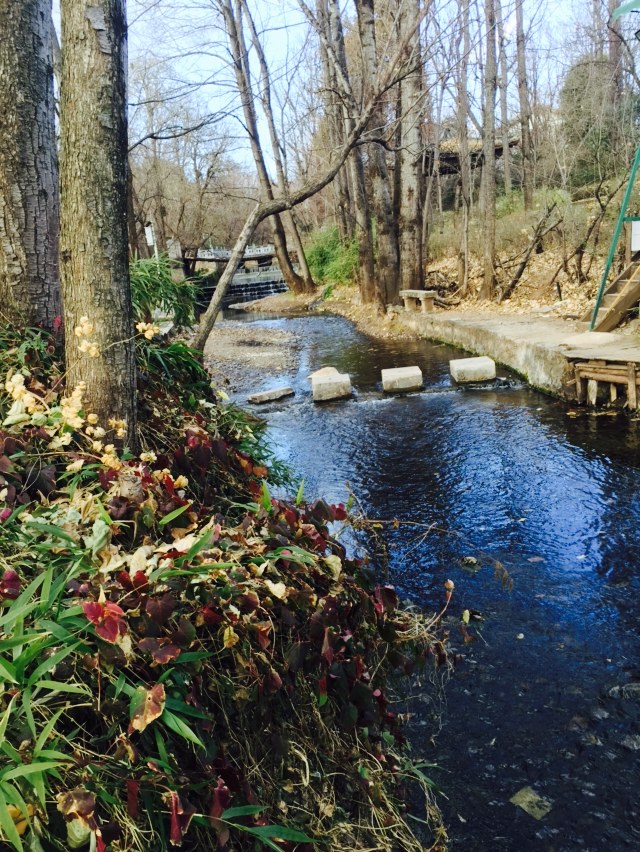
<box><xmin>402</xmin><ymin>313</ymin><xmax>578</xmax><ymax>399</ymax></box>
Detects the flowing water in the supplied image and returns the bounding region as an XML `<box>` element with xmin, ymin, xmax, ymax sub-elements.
<box><xmin>222</xmin><ymin>311</ymin><xmax>640</xmax><ymax>851</ymax></box>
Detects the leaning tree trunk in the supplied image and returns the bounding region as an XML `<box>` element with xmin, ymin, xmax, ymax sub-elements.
<box><xmin>480</xmin><ymin>0</ymin><xmax>497</xmax><ymax>300</ymax></box>
<box><xmin>0</xmin><ymin>0</ymin><xmax>60</xmax><ymax>330</ymax></box>
<box><xmin>397</xmin><ymin>0</ymin><xmax>424</xmax><ymax>292</ymax></box>
<box><xmin>60</xmin><ymin>0</ymin><xmax>137</xmax><ymax>446</ymax></box>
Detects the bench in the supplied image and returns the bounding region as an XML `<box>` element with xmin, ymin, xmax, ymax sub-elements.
<box><xmin>399</xmin><ymin>289</ymin><xmax>437</xmax><ymax>313</ymax></box>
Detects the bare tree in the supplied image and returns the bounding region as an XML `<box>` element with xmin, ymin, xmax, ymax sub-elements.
<box><xmin>495</xmin><ymin>0</ymin><xmax>512</xmax><ymax>193</ymax></box>
<box><xmin>60</xmin><ymin>0</ymin><xmax>136</xmax><ymax>444</ymax></box>
<box><xmin>480</xmin><ymin>0</ymin><xmax>497</xmax><ymax>299</ymax></box>
<box><xmin>456</xmin><ymin>0</ymin><xmax>472</xmax><ymax>294</ymax></box>
<box><xmin>355</xmin><ymin>0</ymin><xmax>400</xmax><ymax>304</ymax></box>
<box><xmin>396</xmin><ymin>0</ymin><xmax>425</xmax><ymax>292</ymax></box>
<box><xmin>515</xmin><ymin>0</ymin><xmax>534</xmax><ymax>209</ymax></box>
<box><xmin>218</xmin><ymin>0</ymin><xmax>312</xmax><ymax>294</ymax></box>
<box><xmin>0</xmin><ymin>0</ymin><xmax>60</xmax><ymax>329</ymax></box>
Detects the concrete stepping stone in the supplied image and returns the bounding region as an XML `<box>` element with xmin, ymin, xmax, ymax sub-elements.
<box><xmin>381</xmin><ymin>366</ymin><xmax>423</xmax><ymax>392</ymax></box>
<box><xmin>247</xmin><ymin>386</ymin><xmax>295</xmax><ymax>404</ymax></box>
<box><xmin>450</xmin><ymin>355</ymin><xmax>496</xmax><ymax>383</ymax></box>
<box><xmin>309</xmin><ymin>366</ymin><xmax>352</xmax><ymax>402</ymax></box>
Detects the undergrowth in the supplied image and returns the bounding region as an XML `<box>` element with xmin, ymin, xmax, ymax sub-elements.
<box><xmin>306</xmin><ymin>228</ymin><xmax>359</xmax><ymax>285</ymax></box>
<box><xmin>0</xmin><ymin>318</ymin><xmax>451</xmax><ymax>851</ymax></box>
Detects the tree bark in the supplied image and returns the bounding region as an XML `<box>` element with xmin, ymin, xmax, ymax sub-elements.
<box><xmin>60</xmin><ymin>0</ymin><xmax>136</xmax><ymax>445</ymax></box>
<box><xmin>495</xmin><ymin>0</ymin><xmax>511</xmax><ymax>194</ymax></box>
<box><xmin>515</xmin><ymin>0</ymin><xmax>533</xmax><ymax>209</ymax></box>
<box><xmin>397</xmin><ymin>0</ymin><xmax>424</xmax><ymax>292</ymax></box>
<box><xmin>355</xmin><ymin>0</ymin><xmax>400</xmax><ymax>304</ymax></box>
<box><xmin>456</xmin><ymin>0</ymin><xmax>471</xmax><ymax>295</ymax></box>
<box><xmin>480</xmin><ymin>0</ymin><xmax>497</xmax><ymax>300</ymax></box>
<box><xmin>0</xmin><ymin>0</ymin><xmax>60</xmax><ymax>330</ymax></box>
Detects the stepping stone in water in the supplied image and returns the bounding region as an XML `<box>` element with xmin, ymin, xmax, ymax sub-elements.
<box><xmin>309</xmin><ymin>366</ymin><xmax>352</xmax><ymax>402</ymax></box>
<box><xmin>450</xmin><ymin>355</ymin><xmax>496</xmax><ymax>383</ymax></box>
<box><xmin>381</xmin><ymin>366</ymin><xmax>423</xmax><ymax>392</ymax></box>
<box><xmin>247</xmin><ymin>386</ymin><xmax>295</xmax><ymax>404</ymax></box>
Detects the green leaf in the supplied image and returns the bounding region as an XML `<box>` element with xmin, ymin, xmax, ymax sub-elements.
<box><xmin>158</xmin><ymin>503</ymin><xmax>191</xmax><ymax>527</ymax></box>
<box><xmin>161</xmin><ymin>709</ymin><xmax>205</xmax><ymax>749</ymax></box>
<box><xmin>244</xmin><ymin>825</ymin><xmax>319</xmax><ymax>843</ymax></box>
<box><xmin>612</xmin><ymin>0</ymin><xmax>640</xmax><ymax>21</ymax></box>
<box><xmin>32</xmin><ymin>680</ymin><xmax>92</xmax><ymax>697</ymax></box>
<box><xmin>24</xmin><ymin>521</ymin><xmax>78</xmax><ymax>545</ymax></box>
<box><xmin>0</xmin><ymin>761</ymin><xmax>64</xmax><ymax>782</ymax></box>
<box><xmin>0</xmin><ymin>574</ymin><xmax>46</xmax><ymax>629</ymax></box>
<box><xmin>0</xmin><ymin>696</ymin><xmax>16</xmax><ymax>742</ymax></box>
<box><xmin>221</xmin><ymin>805</ymin><xmax>266</xmax><ymax>819</ymax></box>
<box><xmin>295</xmin><ymin>479</ymin><xmax>305</xmax><ymax>507</ymax></box>
<box><xmin>0</xmin><ymin>789</ymin><xmax>23</xmax><ymax>851</ymax></box>
<box><xmin>184</xmin><ymin>529</ymin><xmax>214</xmax><ymax>562</ymax></box>
<box><xmin>260</xmin><ymin>481</ymin><xmax>272</xmax><ymax>512</ymax></box>
<box><xmin>27</xmin><ymin>643</ymin><xmax>79</xmax><ymax>687</ymax></box>
<box><xmin>0</xmin><ymin>656</ymin><xmax>17</xmax><ymax>684</ymax></box>
<box><xmin>34</xmin><ymin>708</ymin><xmax>66</xmax><ymax>754</ymax></box>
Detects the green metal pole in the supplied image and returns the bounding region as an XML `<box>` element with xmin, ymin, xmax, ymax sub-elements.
<box><xmin>590</xmin><ymin>146</ymin><xmax>640</xmax><ymax>330</ymax></box>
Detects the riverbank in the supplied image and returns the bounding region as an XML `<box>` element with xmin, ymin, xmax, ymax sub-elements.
<box><xmin>229</xmin><ymin>288</ymin><xmax>640</xmax><ymax>404</ymax></box>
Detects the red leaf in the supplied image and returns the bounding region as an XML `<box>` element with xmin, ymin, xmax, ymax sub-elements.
<box><xmin>168</xmin><ymin>791</ymin><xmax>196</xmax><ymax>847</ymax></box>
<box><xmin>139</xmin><ymin>637</ymin><xmax>181</xmax><ymax>664</ymax></box>
<box><xmin>146</xmin><ymin>593</ymin><xmax>175</xmax><ymax>626</ymax></box>
<box><xmin>1</xmin><ymin>570</ymin><xmax>20</xmax><ymax>600</ymax></box>
<box><xmin>82</xmin><ymin>602</ymin><xmax>104</xmax><ymax>624</ymax></box>
<box><xmin>126</xmin><ymin>781</ymin><xmax>140</xmax><ymax>819</ymax></box>
<box><xmin>209</xmin><ymin>777</ymin><xmax>231</xmax><ymax>829</ymax></box>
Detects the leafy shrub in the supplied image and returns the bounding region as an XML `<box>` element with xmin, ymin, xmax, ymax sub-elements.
<box><xmin>130</xmin><ymin>255</ymin><xmax>197</xmax><ymax>329</ymax></box>
<box><xmin>0</xmin><ymin>328</ymin><xmax>449</xmax><ymax>851</ymax></box>
<box><xmin>306</xmin><ymin>227</ymin><xmax>359</xmax><ymax>285</ymax></box>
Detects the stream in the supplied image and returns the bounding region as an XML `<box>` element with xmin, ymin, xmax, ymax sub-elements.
<box><xmin>219</xmin><ymin>310</ymin><xmax>640</xmax><ymax>851</ymax></box>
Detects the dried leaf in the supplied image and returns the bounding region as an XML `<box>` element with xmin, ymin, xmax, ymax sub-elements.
<box><xmin>129</xmin><ymin>683</ymin><xmax>166</xmax><ymax>733</ymax></box>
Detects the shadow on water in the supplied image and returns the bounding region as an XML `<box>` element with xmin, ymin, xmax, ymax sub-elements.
<box><xmin>224</xmin><ymin>311</ymin><xmax>640</xmax><ymax>850</ymax></box>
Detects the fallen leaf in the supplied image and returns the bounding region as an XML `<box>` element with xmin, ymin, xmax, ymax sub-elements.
<box><xmin>510</xmin><ymin>786</ymin><xmax>552</xmax><ymax>819</ymax></box>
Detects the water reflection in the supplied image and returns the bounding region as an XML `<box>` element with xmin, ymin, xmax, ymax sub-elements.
<box><xmin>224</xmin><ymin>312</ymin><xmax>640</xmax><ymax>849</ymax></box>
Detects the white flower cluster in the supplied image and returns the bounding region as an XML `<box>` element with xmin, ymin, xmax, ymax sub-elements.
<box><xmin>75</xmin><ymin>316</ymin><xmax>99</xmax><ymax>357</ymax></box>
<box><xmin>136</xmin><ymin>322</ymin><xmax>161</xmax><ymax>340</ymax></box>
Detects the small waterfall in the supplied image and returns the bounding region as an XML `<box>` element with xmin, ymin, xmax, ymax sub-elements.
<box><xmin>221</xmin><ymin>266</ymin><xmax>288</xmax><ymax>308</ymax></box>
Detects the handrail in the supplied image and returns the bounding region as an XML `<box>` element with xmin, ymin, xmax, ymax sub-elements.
<box><xmin>590</xmin><ymin>146</ymin><xmax>640</xmax><ymax>330</ymax></box>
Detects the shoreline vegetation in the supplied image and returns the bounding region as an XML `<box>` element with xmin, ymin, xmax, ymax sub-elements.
<box><xmin>0</xmin><ymin>260</ymin><xmax>452</xmax><ymax>852</ymax></box>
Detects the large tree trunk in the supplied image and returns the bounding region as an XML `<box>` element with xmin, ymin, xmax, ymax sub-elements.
<box><xmin>515</xmin><ymin>0</ymin><xmax>533</xmax><ymax>210</ymax></box>
<box><xmin>480</xmin><ymin>0</ymin><xmax>497</xmax><ymax>300</ymax></box>
<box><xmin>324</xmin><ymin>0</ymin><xmax>377</xmax><ymax>304</ymax></box>
<box><xmin>60</xmin><ymin>0</ymin><xmax>136</xmax><ymax>445</ymax></box>
<box><xmin>397</xmin><ymin>0</ymin><xmax>424</xmax><ymax>292</ymax></box>
<box><xmin>456</xmin><ymin>0</ymin><xmax>471</xmax><ymax>295</ymax></box>
<box><xmin>495</xmin><ymin>0</ymin><xmax>511</xmax><ymax>194</ymax></box>
<box><xmin>0</xmin><ymin>0</ymin><xmax>60</xmax><ymax>330</ymax></box>
<box><xmin>356</xmin><ymin>0</ymin><xmax>399</xmax><ymax>304</ymax></box>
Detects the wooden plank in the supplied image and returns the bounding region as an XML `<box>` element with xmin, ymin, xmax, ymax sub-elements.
<box><xmin>575</xmin><ymin>366</ymin><xmax>585</xmax><ymax>403</ymax></box>
<box><xmin>594</xmin><ymin>276</ymin><xmax>640</xmax><ymax>332</ymax></box>
<box><xmin>610</xmin><ymin>383</ymin><xmax>618</xmax><ymax>404</ymax></box>
<box><xmin>587</xmin><ymin>379</ymin><xmax>598</xmax><ymax>406</ymax></box>
<box><xmin>575</xmin><ymin>370</ymin><xmax>628</xmax><ymax>383</ymax></box>
<box><xmin>628</xmin><ymin>362</ymin><xmax>638</xmax><ymax>409</ymax></box>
